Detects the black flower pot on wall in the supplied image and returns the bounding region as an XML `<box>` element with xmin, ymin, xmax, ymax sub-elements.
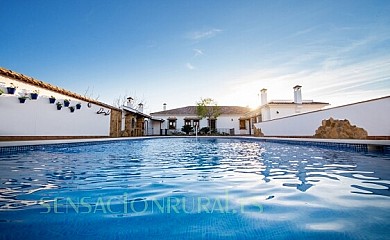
<box><xmin>30</xmin><ymin>93</ymin><xmax>38</xmax><ymax>100</ymax></box>
<box><xmin>56</xmin><ymin>102</ymin><xmax>62</xmax><ymax>110</ymax></box>
<box><xmin>64</xmin><ymin>100</ymin><xmax>70</xmax><ymax>107</ymax></box>
<box><xmin>18</xmin><ymin>98</ymin><xmax>27</xmax><ymax>103</ymax></box>
<box><xmin>49</xmin><ymin>97</ymin><xmax>56</xmax><ymax>104</ymax></box>
<box><xmin>7</xmin><ymin>87</ymin><xmax>16</xmax><ymax>94</ymax></box>
<box><xmin>76</xmin><ymin>103</ymin><xmax>81</xmax><ymax>109</ymax></box>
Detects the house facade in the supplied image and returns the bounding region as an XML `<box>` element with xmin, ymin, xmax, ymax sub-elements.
<box><xmin>0</xmin><ymin>67</ymin><xmax>168</xmax><ymax>140</ymax></box>
<box><xmin>241</xmin><ymin>86</ymin><xmax>329</xmax><ymax>134</ymax></box>
<box><xmin>0</xmin><ymin>66</ymin><xmax>334</xmax><ymax>139</ymax></box>
<box><xmin>121</xmin><ymin>99</ymin><xmax>164</xmax><ymax>136</ymax></box>
<box><xmin>150</xmin><ymin>105</ymin><xmax>251</xmax><ymax>135</ymax></box>
<box><xmin>253</xmin><ymin>96</ymin><xmax>390</xmax><ymax>139</ymax></box>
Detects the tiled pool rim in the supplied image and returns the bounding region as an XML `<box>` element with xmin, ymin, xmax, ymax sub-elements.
<box><xmin>0</xmin><ymin>136</ymin><xmax>389</xmax><ymax>154</ymax></box>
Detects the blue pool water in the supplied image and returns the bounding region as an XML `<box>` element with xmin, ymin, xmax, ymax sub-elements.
<box><xmin>0</xmin><ymin>137</ymin><xmax>389</xmax><ymax>239</ymax></box>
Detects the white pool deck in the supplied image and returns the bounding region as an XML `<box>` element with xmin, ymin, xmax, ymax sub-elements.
<box><xmin>0</xmin><ymin>136</ymin><xmax>389</xmax><ymax>148</ymax></box>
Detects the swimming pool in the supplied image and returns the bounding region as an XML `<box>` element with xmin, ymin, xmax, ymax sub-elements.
<box><xmin>0</xmin><ymin>137</ymin><xmax>389</xmax><ymax>239</ymax></box>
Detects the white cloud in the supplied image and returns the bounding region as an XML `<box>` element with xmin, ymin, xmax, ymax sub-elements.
<box><xmin>186</xmin><ymin>28</ymin><xmax>222</xmax><ymax>41</ymax></box>
<box><xmin>186</xmin><ymin>62</ymin><xmax>195</xmax><ymax>70</ymax></box>
<box><xmin>193</xmin><ymin>48</ymin><xmax>204</xmax><ymax>57</ymax></box>
<box><xmin>218</xmin><ymin>56</ymin><xmax>390</xmax><ymax>108</ymax></box>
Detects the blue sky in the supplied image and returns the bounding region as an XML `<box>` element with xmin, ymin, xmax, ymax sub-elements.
<box><xmin>1</xmin><ymin>0</ymin><xmax>389</xmax><ymax>113</ymax></box>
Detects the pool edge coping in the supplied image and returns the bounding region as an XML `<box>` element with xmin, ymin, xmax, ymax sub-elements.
<box><xmin>0</xmin><ymin>136</ymin><xmax>389</xmax><ymax>147</ymax></box>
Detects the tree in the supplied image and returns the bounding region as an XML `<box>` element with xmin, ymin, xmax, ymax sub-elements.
<box><xmin>83</xmin><ymin>86</ymin><xmax>100</xmax><ymax>101</ymax></box>
<box><xmin>196</xmin><ymin>98</ymin><xmax>220</xmax><ymax>131</ymax></box>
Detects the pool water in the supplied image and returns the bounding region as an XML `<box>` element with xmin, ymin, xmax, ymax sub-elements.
<box><xmin>0</xmin><ymin>138</ymin><xmax>389</xmax><ymax>239</ymax></box>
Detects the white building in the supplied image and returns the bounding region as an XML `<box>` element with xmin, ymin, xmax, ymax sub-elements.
<box><xmin>121</xmin><ymin>98</ymin><xmax>164</xmax><ymax>136</ymax></box>
<box><xmin>241</xmin><ymin>85</ymin><xmax>329</xmax><ymax>134</ymax></box>
<box><xmin>0</xmin><ymin>66</ymin><xmax>339</xmax><ymax>138</ymax></box>
<box><xmin>0</xmin><ymin>67</ymin><xmax>167</xmax><ymax>139</ymax></box>
<box><xmin>0</xmin><ymin>67</ymin><xmax>122</xmax><ymax>140</ymax></box>
<box><xmin>253</xmin><ymin>96</ymin><xmax>390</xmax><ymax>138</ymax></box>
<box><xmin>150</xmin><ymin>105</ymin><xmax>251</xmax><ymax>135</ymax></box>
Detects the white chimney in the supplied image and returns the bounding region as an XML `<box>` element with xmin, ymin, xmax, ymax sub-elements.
<box><xmin>138</xmin><ymin>103</ymin><xmax>144</xmax><ymax>113</ymax></box>
<box><xmin>260</xmin><ymin>88</ymin><xmax>267</xmax><ymax>106</ymax></box>
<box><xmin>163</xmin><ymin>103</ymin><xmax>167</xmax><ymax>111</ymax></box>
<box><xmin>293</xmin><ymin>85</ymin><xmax>302</xmax><ymax>104</ymax></box>
<box><xmin>126</xmin><ymin>97</ymin><xmax>133</xmax><ymax>107</ymax></box>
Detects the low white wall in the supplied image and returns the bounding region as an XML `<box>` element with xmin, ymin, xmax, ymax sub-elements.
<box><xmin>254</xmin><ymin>97</ymin><xmax>390</xmax><ymax>137</ymax></box>
<box><xmin>0</xmin><ymin>76</ymin><xmax>111</xmax><ymax>136</ymax></box>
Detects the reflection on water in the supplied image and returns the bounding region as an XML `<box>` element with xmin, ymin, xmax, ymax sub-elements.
<box><xmin>0</xmin><ymin>138</ymin><xmax>389</xmax><ymax>239</ymax></box>
<box><xmin>0</xmin><ymin>138</ymin><xmax>389</xmax><ymax>210</ymax></box>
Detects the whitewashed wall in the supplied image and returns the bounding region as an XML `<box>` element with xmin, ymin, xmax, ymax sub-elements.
<box><xmin>151</xmin><ymin>121</ymin><xmax>161</xmax><ymax>135</ymax></box>
<box><xmin>216</xmin><ymin>115</ymin><xmax>249</xmax><ymax>135</ymax></box>
<box><xmin>254</xmin><ymin>97</ymin><xmax>390</xmax><ymax>137</ymax></box>
<box><xmin>146</xmin><ymin>120</ymin><xmax>163</xmax><ymax>135</ymax></box>
<box><xmin>0</xmin><ymin>76</ymin><xmax>111</xmax><ymax>136</ymax></box>
<box><xmin>261</xmin><ymin>104</ymin><xmax>328</xmax><ymax>121</ymax></box>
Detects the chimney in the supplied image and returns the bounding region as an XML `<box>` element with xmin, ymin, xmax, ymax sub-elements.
<box><xmin>163</xmin><ymin>103</ymin><xmax>167</xmax><ymax>111</ymax></box>
<box><xmin>126</xmin><ymin>97</ymin><xmax>134</xmax><ymax>107</ymax></box>
<box><xmin>293</xmin><ymin>85</ymin><xmax>302</xmax><ymax>104</ymax></box>
<box><xmin>138</xmin><ymin>103</ymin><xmax>144</xmax><ymax>113</ymax></box>
<box><xmin>260</xmin><ymin>88</ymin><xmax>267</xmax><ymax>106</ymax></box>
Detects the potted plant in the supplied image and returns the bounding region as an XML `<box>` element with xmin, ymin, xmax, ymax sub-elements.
<box><xmin>18</xmin><ymin>93</ymin><xmax>29</xmax><ymax>103</ymax></box>
<box><xmin>56</xmin><ymin>102</ymin><xmax>63</xmax><ymax>110</ymax></box>
<box><xmin>69</xmin><ymin>106</ymin><xmax>75</xmax><ymax>113</ymax></box>
<box><xmin>30</xmin><ymin>90</ymin><xmax>39</xmax><ymax>100</ymax></box>
<box><xmin>7</xmin><ymin>83</ymin><xmax>17</xmax><ymax>94</ymax></box>
<box><xmin>76</xmin><ymin>103</ymin><xmax>82</xmax><ymax>109</ymax></box>
<box><xmin>0</xmin><ymin>89</ymin><xmax>4</xmax><ymax>95</ymax></box>
<box><xmin>49</xmin><ymin>96</ymin><xmax>56</xmax><ymax>104</ymax></box>
<box><xmin>64</xmin><ymin>99</ymin><xmax>70</xmax><ymax>107</ymax></box>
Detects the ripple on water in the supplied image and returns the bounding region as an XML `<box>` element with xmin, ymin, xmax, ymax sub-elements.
<box><xmin>0</xmin><ymin>138</ymin><xmax>389</xmax><ymax>239</ymax></box>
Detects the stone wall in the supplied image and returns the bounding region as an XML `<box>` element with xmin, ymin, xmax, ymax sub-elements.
<box><xmin>122</xmin><ymin>113</ymin><xmax>145</xmax><ymax>137</ymax></box>
<box><xmin>314</xmin><ymin>117</ymin><xmax>368</xmax><ymax>139</ymax></box>
<box><xmin>122</xmin><ymin>114</ymin><xmax>133</xmax><ymax>137</ymax></box>
<box><xmin>109</xmin><ymin>109</ymin><xmax>122</xmax><ymax>137</ymax></box>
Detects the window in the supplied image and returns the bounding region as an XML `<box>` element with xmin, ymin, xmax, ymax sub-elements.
<box><xmin>193</xmin><ymin>120</ymin><xmax>199</xmax><ymax>127</ymax></box>
<box><xmin>168</xmin><ymin>119</ymin><xmax>176</xmax><ymax>129</ymax></box>
<box><xmin>239</xmin><ymin>120</ymin><xmax>246</xmax><ymax>130</ymax></box>
<box><xmin>210</xmin><ymin>119</ymin><xmax>216</xmax><ymax>130</ymax></box>
<box><xmin>184</xmin><ymin>120</ymin><xmax>191</xmax><ymax>126</ymax></box>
